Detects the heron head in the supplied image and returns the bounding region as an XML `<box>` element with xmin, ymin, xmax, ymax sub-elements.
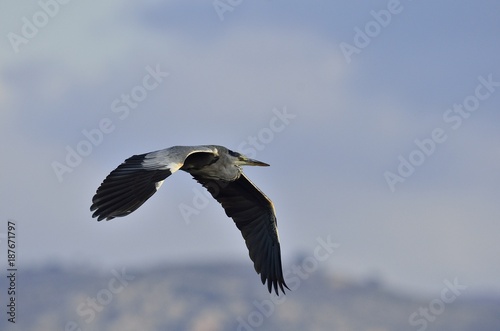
<box><xmin>229</xmin><ymin>150</ymin><xmax>270</xmax><ymax>167</ymax></box>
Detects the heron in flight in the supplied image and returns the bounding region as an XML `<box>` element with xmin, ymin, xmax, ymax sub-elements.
<box><xmin>90</xmin><ymin>145</ymin><xmax>288</xmax><ymax>295</ymax></box>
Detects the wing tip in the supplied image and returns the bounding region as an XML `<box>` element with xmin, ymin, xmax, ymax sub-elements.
<box><xmin>267</xmin><ymin>279</ymin><xmax>290</xmax><ymax>296</ymax></box>
<box><xmin>91</xmin><ymin>210</ymin><xmax>112</xmax><ymax>222</ymax></box>
<box><xmin>262</xmin><ymin>273</ymin><xmax>290</xmax><ymax>295</ymax></box>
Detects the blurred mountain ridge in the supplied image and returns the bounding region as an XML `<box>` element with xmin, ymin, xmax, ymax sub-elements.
<box><xmin>0</xmin><ymin>261</ymin><xmax>499</xmax><ymax>331</ymax></box>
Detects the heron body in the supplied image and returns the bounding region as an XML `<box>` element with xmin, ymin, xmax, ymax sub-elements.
<box><xmin>91</xmin><ymin>145</ymin><xmax>288</xmax><ymax>295</ymax></box>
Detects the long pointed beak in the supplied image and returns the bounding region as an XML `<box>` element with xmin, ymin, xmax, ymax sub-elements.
<box><xmin>238</xmin><ymin>156</ymin><xmax>270</xmax><ymax>167</ymax></box>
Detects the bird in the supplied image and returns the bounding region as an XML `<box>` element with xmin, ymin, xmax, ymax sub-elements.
<box><xmin>90</xmin><ymin>145</ymin><xmax>289</xmax><ymax>295</ymax></box>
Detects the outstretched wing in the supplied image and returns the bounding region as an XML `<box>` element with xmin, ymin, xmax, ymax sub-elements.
<box><xmin>192</xmin><ymin>173</ymin><xmax>289</xmax><ymax>295</ymax></box>
<box><xmin>91</xmin><ymin>146</ymin><xmax>216</xmax><ymax>221</ymax></box>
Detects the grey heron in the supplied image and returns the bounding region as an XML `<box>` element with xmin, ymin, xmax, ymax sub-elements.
<box><xmin>90</xmin><ymin>145</ymin><xmax>289</xmax><ymax>295</ymax></box>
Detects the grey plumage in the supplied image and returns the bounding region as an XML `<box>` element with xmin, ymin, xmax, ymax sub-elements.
<box><xmin>91</xmin><ymin>145</ymin><xmax>288</xmax><ymax>295</ymax></box>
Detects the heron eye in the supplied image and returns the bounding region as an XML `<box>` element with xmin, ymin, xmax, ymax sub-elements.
<box><xmin>228</xmin><ymin>150</ymin><xmax>240</xmax><ymax>157</ymax></box>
